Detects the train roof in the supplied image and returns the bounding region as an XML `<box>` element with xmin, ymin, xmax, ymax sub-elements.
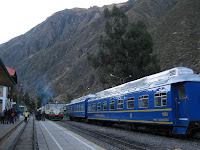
<box><xmin>88</xmin><ymin>67</ymin><xmax>200</xmax><ymax>102</ymax></box>
<box><xmin>45</xmin><ymin>101</ymin><xmax>63</xmax><ymax>105</ymax></box>
<box><xmin>70</xmin><ymin>94</ymin><xmax>96</xmax><ymax>104</ymax></box>
<box><xmin>68</xmin><ymin>67</ymin><xmax>200</xmax><ymax>104</ymax></box>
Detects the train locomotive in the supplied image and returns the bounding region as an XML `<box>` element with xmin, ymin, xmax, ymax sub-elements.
<box><xmin>66</xmin><ymin>67</ymin><xmax>200</xmax><ymax>135</ymax></box>
<box><xmin>42</xmin><ymin>101</ymin><xmax>64</xmax><ymax>120</ymax></box>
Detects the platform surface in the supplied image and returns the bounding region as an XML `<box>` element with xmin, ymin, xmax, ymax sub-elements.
<box><xmin>36</xmin><ymin>120</ymin><xmax>104</xmax><ymax>150</ymax></box>
<box><xmin>0</xmin><ymin>115</ymin><xmax>24</xmax><ymax>140</ymax></box>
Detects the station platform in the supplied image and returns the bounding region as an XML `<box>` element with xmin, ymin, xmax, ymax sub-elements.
<box><xmin>0</xmin><ymin>115</ymin><xmax>24</xmax><ymax>141</ymax></box>
<box><xmin>36</xmin><ymin>119</ymin><xmax>104</xmax><ymax>150</ymax></box>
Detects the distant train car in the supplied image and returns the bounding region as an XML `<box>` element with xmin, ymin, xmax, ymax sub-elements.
<box><xmin>43</xmin><ymin>101</ymin><xmax>64</xmax><ymax>120</ymax></box>
<box><xmin>66</xmin><ymin>95</ymin><xmax>95</xmax><ymax>121</ymax></box>
<box><xmin>67</xmin><ymin>67</ymin><xmax>200</xmax><ymax>135</ymax></box>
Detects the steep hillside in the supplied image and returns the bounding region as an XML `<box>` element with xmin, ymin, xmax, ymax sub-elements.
<box><xmin>1</xmin><ymin>0</ymin><xmax>198</xmax><ymax>102</ymax></box>
<box><xmin>126</xmin><ymin>0</ymin><xmax>178</xmax><ymax>27</ymax></box>
<box><xmin>0</xmin><ymin>7</ymin><xmax>105</xmax><ymax>100</ymax></box>
<box><xmin>151</xmin><ymin>0</ymin><xmax>200</xmax><ymax>72</ymax></box>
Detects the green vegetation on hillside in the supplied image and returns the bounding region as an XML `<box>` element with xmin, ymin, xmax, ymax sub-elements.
<box><xmin>88</xmin><ymin>6</ymin><xmax>160</xmax><ymax>85</ymax></box>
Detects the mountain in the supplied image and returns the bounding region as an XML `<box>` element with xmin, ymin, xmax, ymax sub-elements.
<box><xmin>0</xmin><ymin>0</ymin><xmax>199</xmax><ymax>102</ymax></box>
<box><xmin>151</xmin><ymin>0</ymin><xmax>200</xmax><ymax>71</ymax></box>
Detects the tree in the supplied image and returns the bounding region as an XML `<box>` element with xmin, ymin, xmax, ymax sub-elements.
<box><xmin>65</xmin><ymin>93</ymin><xmax>73</xmax><ymax>103</ymax></box>
<box><xmin>87</xmin><ymin>6</ymin><xmax>160</xmax><ymax>85</ymax></box>
<box><xmin>37</xmin><ymin>98</ymin><xmax>42</xmax><ymax>109</ymax></box>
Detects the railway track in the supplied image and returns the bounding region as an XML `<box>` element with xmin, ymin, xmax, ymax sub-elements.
<box><xmin>0</xmin><ymin>116</ymin><xmax>37</xmax><ymax>150</ymax></box>
<box><xmin>56</xmin><ymin>120</ymin><xmax>200</xmax><ymax>149</ymax></box>
<box><xmin>57</xmin><ymin>120</ymin><xmax>148</xmax><ymax>150</ymax></box>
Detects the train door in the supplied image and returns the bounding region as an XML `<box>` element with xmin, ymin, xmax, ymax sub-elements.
<box><xmin>85</xmin><ymin>99</ymin><xmax>89</xmax><ymax>122</ymax></box>
<box><xmin>172</xmin><ymin>82</ymin><xmax>190</xmax><ymax>134</ymax></box>
<box><xmin>174</xmin><ymin>83</ymin><xmax>188</xmax><ymax>120</ymax></box>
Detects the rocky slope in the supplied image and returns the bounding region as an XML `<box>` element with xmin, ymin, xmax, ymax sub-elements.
<box><xmin>0</xmin><ymin>0</ymin><xmax>199</xmax><ymax>102</ymax></box>
<box><xmin>151</xmin><ymin>0</ymin><xmax>200</xmax><ymax>71</ymax></box>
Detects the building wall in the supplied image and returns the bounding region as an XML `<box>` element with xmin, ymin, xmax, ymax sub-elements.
<box><xmin>0</xmin><ymin>85</ymin><xmax>10</xmax><ymax>112</ymax></box>
<box><xmin>0</xmin><ymin>86</ymin><xmax>3</xmax><ymax>97</ymax></box>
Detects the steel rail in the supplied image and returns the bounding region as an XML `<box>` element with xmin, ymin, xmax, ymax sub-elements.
<box><xmin>59</xmin><ymin>120</ymin><xmax>148</xmax><ymax>150</ymax></box>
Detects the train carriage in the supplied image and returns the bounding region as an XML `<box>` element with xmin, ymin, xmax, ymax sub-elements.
<box><xmin>66</xmin><ymin>95</ymin><xmax>95</xmax><ymax>121</ymax></box>
<box><xmin>87</xmin><ymin>84</ymin><xmax>174</xmax><ymax>133</ymax></box>
<box><xmin>67</xmin><ymin>67</ymin><xmax>200</xmax><ymax>135</ymax></box>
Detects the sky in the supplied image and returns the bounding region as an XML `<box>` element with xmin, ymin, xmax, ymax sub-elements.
<box><xmin>0</xmin><ymin>0</ymin><xmax>128</xmax><ymax>45</ymax></box>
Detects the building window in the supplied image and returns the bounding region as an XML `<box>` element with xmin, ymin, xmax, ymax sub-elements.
<box><xmin>139</xmin><ymin>95</ymin><xmax>149</xmax><ymax>108</ymax></box>
<box><xmin>117</xmin><ymin>99</ymin><xmax>124</xmax><ymax>109</ymax></box>
<box><xmin>103</xmin><ymin>101</ymin><xmax>107</xmax><ymax>110</ymax></box>
<box><xmin>127</xmin><ymin>97</ymin><xmax>135</xmax><ymax>109</ymax></box>
<box><xmin>154</xmin><ymin>92</ymin><xmax>167</xmax><ymax>107</ymax></box>
<box><xmin>109</xmin><ymin>100</ymin><xmax>115</xmax><ymax>110</ymax></box>
<box><xmin>88</xmin><ymin>104</ymin><xmax>91</xmax><ymax>112</ymax></box>
<box><xmin>92</xmin><ymin>103</ymin><xmax>96</xmax><ymax>111</ymax></box>
<box><xmin>97</xmin><ymin>102</ymin><xmax>101</xmax><ymax>111</ymax></box>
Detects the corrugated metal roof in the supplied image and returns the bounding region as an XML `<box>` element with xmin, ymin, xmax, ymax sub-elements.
<box><xmin>6</xmin><ymin>67</ymin><xmax>16</xmax><ymax>76</ymax></box>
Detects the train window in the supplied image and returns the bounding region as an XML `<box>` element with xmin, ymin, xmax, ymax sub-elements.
<box><xmin>68</xmin><ymin>107</ymin><xmax>70</xmax><ymax>112</ymax></box>
<box><xmin>80</xmin><ymin>104</ymin><xmax>84</xmax><ymax>111</ymax></box>
<box><xmin>117</xmin><ymin>99</ymin><xmax>124</xmax><ymax>109</ymax></box>
<box><xmin>178</xmin><ymin>86</ymin><xmax>185</xmax><ymax>100</ymax></box>
<box><xmin>154</xmin><ymin>92</ymin><xmax>167</xmax><ymax>107</ymax></box>
<box><xmin>97</xmin><ymin>102</ymin><xmax>101</xmax><ymax>111</ymax></box>
<box><xmin>88</xmin><ymin>104</ymin><xmax>91</xmax><ymax>112</ymax></box>
<box><xmin>92</xmin><ymin>103</ymin><xmax>96</xmax><ymax>111</ymax></box>
<box><xmin>109</xmin><ymin>100</ymin><xmax>115</xmax><ymax>110</ymax></box>
<box><xmin>103</xmin><ymin>102</ymin><xmax>107</xmax><ymax>110</ymax></box>
<box><xmin>74</xmin><ymin>106</ymin><xmax>76</xmax><ymax>111</ymax></box>
<box><xmin>127</xmin><ymin>97</ymin><xmax>135</xmax><ymax>109</ymax></box>
<box><xmin>139</xmin><ymin>95</ymin><xmax>149</xmax><ymax>108</ymax></box>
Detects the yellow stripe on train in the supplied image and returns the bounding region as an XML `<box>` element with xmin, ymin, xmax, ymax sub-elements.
<box><xmin>88</xmin><ymin>108</ymin><xmax>172</xmax><ymax>113</ymax></box>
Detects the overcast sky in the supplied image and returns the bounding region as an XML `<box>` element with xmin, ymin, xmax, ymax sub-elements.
<box><xmin>0</xmin><ymin>0</ymin><xmax>127</xmax><ymax>45</ymax></box>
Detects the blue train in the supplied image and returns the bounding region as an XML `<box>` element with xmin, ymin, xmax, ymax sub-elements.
<box><xmin>66</xmin><ymin>67</ymin><xmax>200</xmax><ymax>135</ymax></box>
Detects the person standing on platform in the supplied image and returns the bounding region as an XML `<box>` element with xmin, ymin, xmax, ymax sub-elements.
<box><xmin>11</xmin><ymin>111</ymin><xmax>15</xmax><ymax>124</ymax></box>
<box><xmin>0</xmin><ymin>110</ymin><xmax>4</xmax><ymax>124</ymax></box>
<box><xmin>24</xmin><ymin>111</ymin><xmax>28</xmax><ymax>122</ymax></box>
<box><xmin>42</xmin><ymin>111</ymin><xmax>45</xmax><ymax>121</ymax></box>
<box><xmin>4</xmin><ymin>109</ymin><xmax>8</xmax><ymax>124</ymax></box>
<box><xmin>17</xmin><ymin>109</ymin><xmax>21</xmax><ymax>122</ymax></box>
<box><xmin>38</xmin><ymin>110</ymin><xmax>41</xmax><ymax>121</ymax></box>
<box><xmin>14</xmin><ymin>109</ymin><xmax>17</xmax><ymax>123</ymax></box>
<box><xmin>35</xmin><ymin>111</ymin><xmax>38</xmax><ymax>120</ymax></box>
